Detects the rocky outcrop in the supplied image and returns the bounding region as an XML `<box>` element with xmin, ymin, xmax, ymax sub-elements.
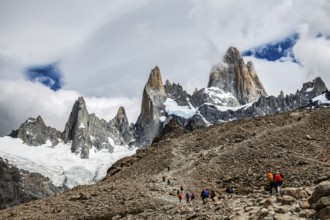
<box><xmin>108</xmin><ymin>106</ymin><xmax>135</xmax><ymax>146</ymax></box>
<box><xmin>191</xmin><ymin>87</ymin><xmax>240</xmax><ymax>108</ymax></box>
<box><xmin>63</xmin><ymin>97</ymin><xmax>92</xmax><ymax>158</ymax></box>
<box><xmin>300</xmin><ymin>77</ymin><xmax>327</xmax><ymax>101</ymax></box>
<box><xmin>309</xmin><ymin>181</ymin><xmax>330</xmax><ymax>219</ymax></box>
<box><xmin>208</xmin><ymin>46</ymin><xmax>267</xmax><ymax>104</ymax></box>
<box><xmin>0</xmin><ymin>157</ymin><xmax>60</xmax><ymax>210</ymax></box>
<box><xmin>135</xmin><ymin>66</ymin><xmax>167</xmax><ymax>147</ymax></box>
<box><xmin>8</xmin><ymin>116</ymin><xmax>61</xmax><ymax>146</ymax></box>
<box><xmin>164</xmin><ymin>80</ymin><xmax>191</xmax><ymax>106</ymax></box>
<box><xmin>62</xmin><ymin>97</ymin><xmax>134</xmax><ymax>158</ymax></box>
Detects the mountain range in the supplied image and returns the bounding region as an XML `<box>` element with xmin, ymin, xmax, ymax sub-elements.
<box><xmin>7</xmin><ymin>46</ymin><xmax>329</xmax><ymax>158</ymax></box>
<box><xmin>0</xmin><ymin>46</ymin><xmax>329</xmax><ymax>212</ymax></box>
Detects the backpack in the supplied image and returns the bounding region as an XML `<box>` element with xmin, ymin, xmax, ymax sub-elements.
<box><xmin>179</xmin><ymin>194</ymin><xmax>183</xmax><ymax>199</ymax></box>
<box><xmin>275</xmin><ymin>173</ymin><xmax>282</xmax><ymax>183</ymax></box>
<box><xmin>267</xmin><ymin>172</ymin><xmax>274</xmax><ymax>182</ymax></box>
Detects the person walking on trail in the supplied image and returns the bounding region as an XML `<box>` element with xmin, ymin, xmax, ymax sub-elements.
<box><xmin>267</xmin><ymin>170</ymin><xmax>274</xmax><ymax>195</ymax></box>
<box><xmin>178</xmin><ymin>193</ymin><xmax>183</xmax><ymax>203</ymax></box>
<box><xmin>274</xmin><ymin>170</ymin><xmax>283</xmax><ymax>195</ymax></box>
<box><xmin>180</xmin><ymin>185</ymin><xmax>184</xmax><ymax>193</ymax></box>
<box><xmin>201</xmin><ymin>189</ymin><xmax>205</xmax><ymax>200</ymax></box>
<box><xmin>210</xmin><ymin>190</ymin><xmax>216</xmax><ymax>199</ymax></box>
<box><xmin>185</xmin><ymin>192</ymin><xmax>190</xmax><ymax>203</ymax></box>
<box><xmin>167</xmin><ymin>179</ymin><xmax>170</xmax><ymax>185</ymax></box>
<box><xmin>191</xmin><ymin>193</ymin><xmax>195</xmax><ymax>201</ymax></box>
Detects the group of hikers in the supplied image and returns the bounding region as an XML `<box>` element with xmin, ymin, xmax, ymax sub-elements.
<box><xmin>267</xmin><ymin>170</ymin><xmax>284</xmax><ymax>195</ymax></box>
<box><xmin>176</xmin><ymin>185</ymin><xmax>234</xmax><ymax>204</ymax></box>
<box><xmin>164</xmin><ymin>169</ymin><xmax>283</xmax><ymax>204</ymax></box>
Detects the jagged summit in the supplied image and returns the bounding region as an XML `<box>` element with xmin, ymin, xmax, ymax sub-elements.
<box><xmin>208</xmin><ymin>46</ymin><xmax>268</xmax><ymax>105</ymax></box>
<box><xmin>62</xmin><ymin>97</ymin><xmax>135</xmax><ymax>158</ymax></box>
<box><xmin>115</xmin><ymin>106</ymin><xmax>127</xmax><ymax>121</ymax></box>
<box><xmin>9</xmin><ymin>115</ymin><xmax>61</xmax><ymax>146</ymax></box>
<box><xmin>135</xmin><ymin>66</ymin><xmax>167</xmax><ymax>147</ymax></box>
<box><xmin>146</xmin><ymin>66</ymin><xmax>164</xmax><ymax>91</ymax></box>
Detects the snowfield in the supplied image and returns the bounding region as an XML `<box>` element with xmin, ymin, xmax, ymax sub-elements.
<box><xmin>0</xmin><ymin>136</ymin><xmax>136</xmax><ymax>188</ymax></box>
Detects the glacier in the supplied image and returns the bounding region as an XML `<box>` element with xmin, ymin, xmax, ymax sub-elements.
<box><xmin>0</xmin><ymin>136</ymin><xmax>136</xmax><ymax>188</ymax></box>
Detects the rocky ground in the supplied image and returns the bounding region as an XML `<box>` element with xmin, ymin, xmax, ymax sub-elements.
<box><xmin>0</xmin><ymin>157</ymin><xmax>61</xmax><ymax>210</ymax></box>
<box><xmin>0</xmin><ymin>107</ymin><xmax>329</xmax><ymax>219</ymax></box>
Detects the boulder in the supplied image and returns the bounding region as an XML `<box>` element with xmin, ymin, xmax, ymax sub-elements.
<box><xmin>308</xmin><ymin>181</ymin><xmax>330</xmax><ymax>204</ymax></box>
<box><xmin>281</xmin><ymin>195</ymin><xmax>295</xmax><ymax>205</ymax></box>
<box><xmin>281</xmin><ymin>187</ymin><xmax>309</xmax><ymax>199</ymax></box>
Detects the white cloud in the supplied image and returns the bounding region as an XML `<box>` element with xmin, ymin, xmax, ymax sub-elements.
<box><xmin>0</xmin><ymin>79</ymin><xmax>140</xmax><ymax>136</ymax></box>
<box><xmin>244</xmin><ymin>56</ymin><xmax>309</xmax><ymax>96</ymax></box>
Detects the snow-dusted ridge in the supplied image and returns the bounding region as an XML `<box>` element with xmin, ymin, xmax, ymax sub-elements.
<box><xmin>0</xmin><ymin>136</ymin><xmax>136</xmax><ymax>188</ymax></box>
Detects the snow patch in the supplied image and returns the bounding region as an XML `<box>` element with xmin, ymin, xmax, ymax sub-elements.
<box><xmin>312</xmin><ymin>93</ymin><xmax>330</xmax><ymax>104</ymax></box>
<box><xmin>79</xmin><ymin>123</ymin><xmax>85</xmax><ymax>129</ymax></box>
<box><xmin>165</xmin><ymin>98</ymin><xmax>197</xmax><ymax>119</ymax></box>
<box><xmin>306</xmin><ymin>87</ymin><xmax>314</xmax><ymax>92</ymax></box>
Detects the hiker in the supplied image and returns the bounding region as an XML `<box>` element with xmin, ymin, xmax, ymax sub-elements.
<box><xmin>162</xmin><ymin>176</ymin><xmax>166</xmax><ymax>182</ymax></box>
<box><xmin>226</xmin><ymin>185</ymin><xmax>234</xmax><ymax>194</ymax></box>
<box><xmin>167</xmin><ymin>179</ymin><xmax>171</xmax><ymax>185</ymax></box>
<box><xmin>180</xmin><ymin>185</ymin><xmax>184</xmax><ymax>193</ymax></box>
<box><xmin>210</xmin><ymin>190</ymin><xmax>216</xmax><ymax>199</ymax></box>
<box><xmin>191</xmin><ymin>192</ymin><xmax>195</xmax><ymax>201</ymax></box>
<box><xmin>177</xmin><ymin>189</ymin><xmax>180</xmax><ymax>195</ymax></box>
<box><xmin>267</xmin><ymin>170</ymin><xmax>274</xmax><ymax>195</ymax></box>
<box><xmin>274</xmin><ymin>170</ymin><xmax>283</xmax><ymax>195</ymax></box>
<box><xmin>178</xmin><ymin>193</ymin><xmax>183</xmax><ymax>203</ymax></box>
<box><xmin>201</xmin><ymin>189</ymin><xmax>205</xmax><ymax>200</ymax></box>
<box><xmin>203</xmin><ymin>189</ymin><xmax>209</xmax><ymax>199</ymax></box>
<box><xmin>185</xmin><ymin>192</ymin><xmax>190</xmax><ymax>203</ymax></box>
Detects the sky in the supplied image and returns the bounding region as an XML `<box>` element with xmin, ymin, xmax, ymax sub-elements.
<box><xmin>0</xmin><ymin>0</ymin><xmax>330</xmax><ymax>136</ymax></box>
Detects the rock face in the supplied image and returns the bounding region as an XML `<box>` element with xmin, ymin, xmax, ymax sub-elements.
<box><xmin>8</xmin><ymin>116</ymin><xmax>61</xmax><ymax>146</ymax></box>
<box><xmin>164</xmin><ymin>80</ymin><xmax>191</xmax><ymax>106</ymax></box>
<box><xmin>0</xmin><ymin>157</ymin><xmax>60</xmax><ymax>210</ymax></box>
<box><xmin>63</xmin><ymin>97</ymin><xmax>92</xmax><ymax>158</ymax></box>
<box><xmin>135</xmin><ymin>66</ymin><xmax>167</xmax><ymax>147</ymax></box>
<box><xmin>63</xmin><ymin>97</ymin><xmax>134</xmax><ymax>158</ymax></box>
<box><xmin>109</xmin><ymin>107</ymin><xmax>135</xmax><ymax>145</ymax></box>
<box><xmin>300</xmin><ymin>77</ymin><xmax>327</xmax><ymax>100</ymax></box>
<box><xmin>208</xmin><ymin>46</ymin><xmax>267</xmax><ymax>104</ymax></box>
<box><xmin>191</xmin><ymin>87</ymin><xmax>240</xmax><ymax>108</ymax></box>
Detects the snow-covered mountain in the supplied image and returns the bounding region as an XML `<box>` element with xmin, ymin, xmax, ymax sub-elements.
<box><xmin>1</xmin><ymin>46</ymin><xmax>328</xmax><ymax>191</ymax></box>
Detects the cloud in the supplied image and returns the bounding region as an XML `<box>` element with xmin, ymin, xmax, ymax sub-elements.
<box><xmin>0</xmin><ymin>79</ymin><xmax>140</xmax><ymax>136</ymax></box>
<box><xmin>244</xmin><ymin>56</ymin><xmax>309</xmax><ymax>96</ymax></box>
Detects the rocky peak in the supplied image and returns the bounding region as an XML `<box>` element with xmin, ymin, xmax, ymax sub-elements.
<box><xmin>208</xmin><ymin>46</ymin><xmax>268</xmax><ymax>105</ymax></box>
<box><xmin>63</xmin><ymin>96</ymin><xmax>91</xmax><ymax>158</ymax></box>
<box><xmin>164</xmin><ymin>80</ymin><xmax>191</xmax><ymax>106</ymax></box>
<box><xmin>8</xmin><ymin>115</ymin><xmax>61</xmax><ymax>147</ymax></box>
<box><xmin>110</xmin><ymin>106</ymin><xmax>134</xmax><ymax>144</ymax></box>
<box><xmin>223</xmin><ymin>46</ymin><xmax>242</xmax><ymax>64</ymax></box>
<box><xmin>135</xmin><ymin>66</ymin><xmax>167</xmax><ymax>147</ymax></box>
<box><xmin>115</xmin><ymin>106</ymin><xmax>127</xmax><ymax>122</ymax></box>
<box><xmin>299</xmin><ymin>77</ymin><xmax>328</xmax><ymax>100</ymax></box>
<box><xmin>146</xmin><ymin>66</ymin><xmax>164</xmax><ymax>92</ymax></box>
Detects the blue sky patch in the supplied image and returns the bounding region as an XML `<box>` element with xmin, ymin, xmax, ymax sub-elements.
<box><xmin>242</xmin><ymin>33</ymin><xmax>299</xmax><ymax>63</ymax></box>
<box><xmin>25</xmin><ymin>63</ymin><xmax>62</xmax><ymax>91</ymax></box>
